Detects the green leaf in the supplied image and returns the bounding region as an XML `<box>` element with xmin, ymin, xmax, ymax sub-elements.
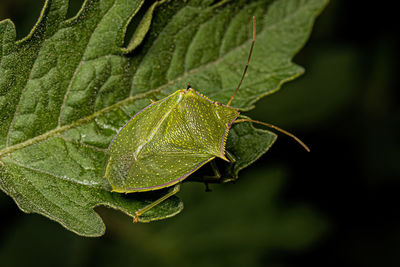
<box><xmin>0</xmin><ymin>0</ymin><xmax>328</xmax><ymax>236</ymax></box>
<box><xmin>122</xmin><ymin>0</ymin><xmax>161</xmax><ymax>54</ymax></box>
<box><xmin>226</xmin><ymin>117</ymin><xmax>277</xmax><ymax>179</ymax></box>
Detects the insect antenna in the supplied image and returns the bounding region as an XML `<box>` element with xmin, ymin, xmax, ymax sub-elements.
<box><xmin>234</xmin><ymin>118</ymin><xmax>311</xmax><ymax>152</ymax></box>
<box><xmin>227</xmin><ymin>16</ymin><xmax>256</xmax><ymax>106</ymax></box>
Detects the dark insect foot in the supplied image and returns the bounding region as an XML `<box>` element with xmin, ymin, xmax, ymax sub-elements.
<box><xmin>204</xmin><ymin>183</ymin><xmax>212</xmax><ymax>192</ymax></box>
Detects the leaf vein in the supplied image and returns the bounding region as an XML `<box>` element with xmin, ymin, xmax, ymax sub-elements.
<box><xmin>6</xmin><ymin>158</ymin><xmax>104</xmax><ymax>189</ymax></box>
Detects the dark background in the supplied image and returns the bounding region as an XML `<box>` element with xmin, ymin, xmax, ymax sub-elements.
<box><xmin>0</xmin><ymin>1</ymin><xmax>399</xmax><ymax>266</ymax></box>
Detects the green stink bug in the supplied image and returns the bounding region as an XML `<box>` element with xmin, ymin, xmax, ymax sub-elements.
<box><xmin>105</xmin><ymin>17</ymin><xmax>309</xmax><ymax>222</ymax></box>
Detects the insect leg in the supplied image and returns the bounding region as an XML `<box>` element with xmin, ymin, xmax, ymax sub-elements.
<box><xmin>225</xmin><ymin>150</ymin><xmax>236</xmax><ymax>163</ymax></box>
<box><xmin>205</xmin><ymin>161</ymin><xmax>221</xmax><ymax>180</ymax></box>
<box><xmin>203</xmin><ymin>161</ymin><xmax>221</xmax><ymax>191</ymax></box>
<box><xmin>133</xmin><ymin>184</ymin><xmax>181</xmax><ymax>223</ymax></box>
<box><xmin>205</xmin><ymin>158</ymin><xmax>238</xmax><ymax>184</ymax></box>
<box><xmin>217</xmin><ymin>151</ymin><xmax>240</xmax><ymax>183</ymax></box>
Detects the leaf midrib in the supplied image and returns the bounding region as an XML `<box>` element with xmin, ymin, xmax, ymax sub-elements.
<box><xmin>7</xmin><ymin>158</ymin><xmax>105</xmax><ymax>188</ymax></box>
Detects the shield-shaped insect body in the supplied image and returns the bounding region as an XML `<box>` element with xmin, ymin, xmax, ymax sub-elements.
<box><xmin>105</xmin><ymin>88</ymin><xmax>239</xmax><ymax>193</ymax></box>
